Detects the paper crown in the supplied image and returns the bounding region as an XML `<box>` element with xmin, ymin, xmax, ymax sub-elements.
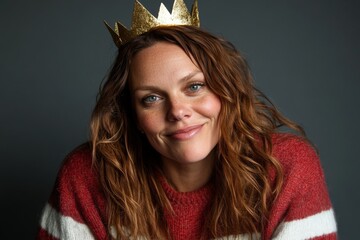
<box><xmin>105</xmin><ymin>0</ymin><xmax>200</xmax><ymax>47</ymax></box>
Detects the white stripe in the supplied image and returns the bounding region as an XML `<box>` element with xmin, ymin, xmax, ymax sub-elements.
<box><xmin>39</xmin><ymin>203</ymin><xmax>95</xmax><ymax>240</ymax></box>
<box><xmin>214</xmin><ymin>233</ymin><xmax>260</xmax><ymax>239</ymax></box>
<box><xmin>272</xmin><ymin>208</ymin><xmax>337</xmax><ymax>240</ymax></box>
<box><xmin>39</xmin><ymin>203</ymin><xmax>336</xmax><ymax>240</ymax></box>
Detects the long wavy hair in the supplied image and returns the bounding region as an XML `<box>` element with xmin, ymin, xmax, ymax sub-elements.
<box><xmin>90</xmin><ymin>25</ymin><xmax>304</xmax><ymax>239</ymax></box>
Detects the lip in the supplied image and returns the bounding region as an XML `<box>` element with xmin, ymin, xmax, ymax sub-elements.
<box><xmin>166</xmin><ymin>124</ymin><xmax>204</xmax><ymax>140</ymax></box>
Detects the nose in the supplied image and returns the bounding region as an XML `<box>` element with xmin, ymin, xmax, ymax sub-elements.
<box><xmin>166</xmin><ymin>98</ymin><xmax>192</xmax><ymax>122</ymax></box>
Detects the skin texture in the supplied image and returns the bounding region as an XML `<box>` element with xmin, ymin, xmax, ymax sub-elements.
<box><xmin>130</xmin><ymin>42</ymin><xmax>221</xmax><ymax>192</ymax></box>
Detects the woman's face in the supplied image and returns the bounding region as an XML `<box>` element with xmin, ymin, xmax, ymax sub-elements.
<box><xmin>130</xmin><ymin>42</ymin><xmax>221</xmax><ymax>166</ymax></box>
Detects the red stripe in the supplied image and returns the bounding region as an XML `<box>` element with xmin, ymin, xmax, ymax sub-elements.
<box><xmin>36</xmin><ymin>228</ymin><xmax>58</xmax><ymax>240</ymax></box>
<box><xmin>311</xmin><ymin>232</ymin><xmax>337</xmax><ymax>240</ymax></box>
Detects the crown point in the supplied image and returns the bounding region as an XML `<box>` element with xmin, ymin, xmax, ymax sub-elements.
<box><xmin>172</xmin><ymin>0</ymin><xmax>191</xmax><ymax>24</ymax></box>
<box><xmin>158</xmin><ymin>3</ymin><xmax>172</xmax><ymax>23</ymax></box>
<box><xmin>191</xmin><ymin>0</ymin><xmax>200</xmax><ymax>27</ymax></box>
<box><xmin>132</xmin><ymin>0</ymin><xmax>159</xmax><ymax>36</ymax></box>
<box><xmin>116</xmin><ymin>22</ymin><xmax>133</xmax><ymax>45</ymax></box>
<box><xmin>104</xmin><ymin>21</ymin><xmax>122</xmax><ymax>47</ymax></box>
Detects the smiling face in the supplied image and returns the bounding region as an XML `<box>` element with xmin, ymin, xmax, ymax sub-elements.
<box><xmin>130</xmin><ymin>42</ymin><xmax>221</xmax><ymax>167</ymax></box>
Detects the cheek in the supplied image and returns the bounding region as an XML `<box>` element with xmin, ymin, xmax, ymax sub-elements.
<box><xmin>198</xmin><ymin>95</ymin><xmax>221</xmax><ymax>118</ymax></box>
<box><xmin>136</xmin><ymin>110</ymin><xmax>162</xmax><ymax>134</ymax></box>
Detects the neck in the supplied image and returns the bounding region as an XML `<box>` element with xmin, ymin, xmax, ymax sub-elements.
<box><xmin>161</xmin><ymin>154</ymin><xmax>215</xmax><ymax>192</ymax></box>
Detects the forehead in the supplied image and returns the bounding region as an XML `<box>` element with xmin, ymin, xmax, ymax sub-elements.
<box><xmin>129</xmin><ymin>42</ymin><xmax>200</xmax><ymax>87</ymax></box>
<box><xmin>131</xmin><ymin>42</ymin><xmax>191</xmax><ymax>68</ymax></box>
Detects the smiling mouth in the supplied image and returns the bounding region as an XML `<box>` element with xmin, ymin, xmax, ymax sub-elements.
<box><xmin>167</xmin><ymin>124</ymin><xmax>204</xmax><ymax>140</ymax></box>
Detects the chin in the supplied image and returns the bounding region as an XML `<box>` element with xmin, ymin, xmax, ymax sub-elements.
<box><xmin>174</xmin><ymin>148</ymin><xmax>216</xmax><ymax>164</ymax></box>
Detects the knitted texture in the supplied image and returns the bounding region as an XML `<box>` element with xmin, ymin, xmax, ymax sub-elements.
<box><xmin>158</xmin><ymin>174</ymin><xmax>213</xmax><ymax>240</ymax></box>
<box><xmin>37</xmin><ymin>134</ymin><xmax>337</xmax><ymax>239</ymax></box>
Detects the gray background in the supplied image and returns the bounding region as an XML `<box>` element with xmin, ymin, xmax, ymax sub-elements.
<box><xmin>0</xmin><ymin>0</ymin><xmax>358</xmax><ymax>238</ymax></box>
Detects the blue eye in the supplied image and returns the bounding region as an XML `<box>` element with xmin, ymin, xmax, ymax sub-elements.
<box><xmin>189</xmin><ymin>83</ymin><xmax>204</xmax><ymax>92</ymax></box>
<box><xmin>143</xmin><ymin>95</ymin><xmax>160</xmax><ymax>104</ymax></box>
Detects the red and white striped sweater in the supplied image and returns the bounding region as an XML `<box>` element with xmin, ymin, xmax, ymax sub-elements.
<box><xmin>37</xmin><ymin>134</ymin><xmax>337</xmax><ymax>239</ymax></box>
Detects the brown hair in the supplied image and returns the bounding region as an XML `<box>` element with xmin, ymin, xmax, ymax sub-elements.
<box><xmin>91</xmin><ymin>25</ymin><xmax>304</xmax><ymax>239</ymax></box>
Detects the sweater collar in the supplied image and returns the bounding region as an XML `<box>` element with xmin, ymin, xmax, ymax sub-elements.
<box><xmin>157</xmin><ymin>173</ymin><xmax>214</xmax><ymax>205</ymax></box>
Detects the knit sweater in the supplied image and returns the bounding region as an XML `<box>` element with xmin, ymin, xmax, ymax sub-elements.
<box><xmin>37</xmin><ymin>134</ymin><xmax>337</xmax><ymax>239</ymax></box>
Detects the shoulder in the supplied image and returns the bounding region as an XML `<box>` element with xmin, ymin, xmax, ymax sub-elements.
<box><xmin>39</xmin><ymin>144</ymin><xmax>108</xmax><ymax>239</ymax></box>
<box><xmin>271</xmin><ymin>133</ymin><xmax>317</xmax><ymax>160</ymax></box>
<box><xmin>50</xmin><ymin>142</ymin><xmax>105</xmax><ymax>223</ymax></box>
<box><xmin>265</xmin><ymin>134</ymin><xmax>337</xmax><ymax>239</ymax></box>
<box><xmin>270</xmin><ymin>133</ymin><xmax>329</xmax><ymax>196</ymax></box>
<box><xmin>270</xmin><ymin>133</ymin><xmax>332</xmax><ymax>210</ymax></box>
<box><xmin>50</xmin><ymin>143</ymin><xmax>102</xmax><ymax>203</ymax></box>
<box><xmin>59</xmin><ymin>143</ymin><xmax>94</xmax><ymax>178</ymax></box>
<box><xmin>271</xmin><ymin>133</ymin><xmax>322</xmax><ymax>177</ymax></box>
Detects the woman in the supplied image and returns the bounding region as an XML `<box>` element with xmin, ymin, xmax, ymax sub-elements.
<box><xmin>37</xmin><ymin>5</ymin><xmax>337</xmax><ymax>240</ymax></box>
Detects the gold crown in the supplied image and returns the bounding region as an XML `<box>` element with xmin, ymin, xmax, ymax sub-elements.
<box><xmin>105</xmin><ymin>0</ymin><xmax>200</xmax><ymax>47</ymax></box>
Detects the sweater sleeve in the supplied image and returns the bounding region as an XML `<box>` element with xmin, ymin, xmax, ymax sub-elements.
<box><xmin>265</xmin><ymin>135</ymin><xmax>337</xmax><ymax>240</ymax></box>
<box><xmin>36</xmin><ymin>144</ymin><xmax>108</xmax><ymax>240</ymax></box>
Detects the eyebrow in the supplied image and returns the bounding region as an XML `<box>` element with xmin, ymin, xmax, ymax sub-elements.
<box><xmin>132</xmin><ymin>70</ymin><xmax>203</xmax><ymax>92</ymax></box>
